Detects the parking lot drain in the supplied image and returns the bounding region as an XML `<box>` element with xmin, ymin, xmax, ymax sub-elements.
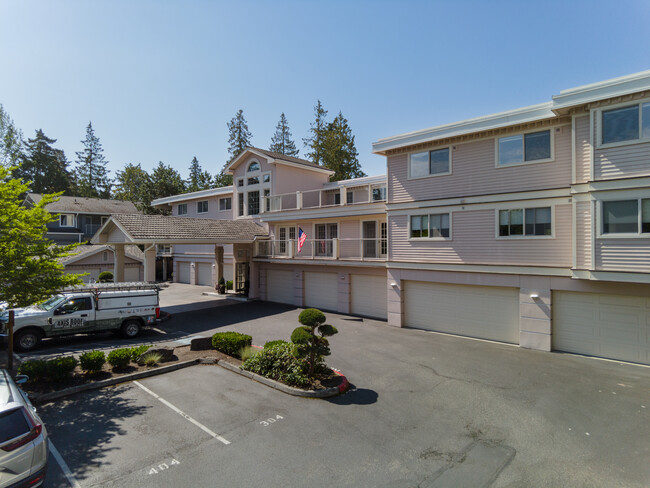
<box><xmin>133</xmin><ymin>381</ymin><xmax>230</xmax><ymax>445</ymax></box>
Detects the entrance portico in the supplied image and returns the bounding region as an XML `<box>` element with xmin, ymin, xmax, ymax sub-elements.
<box><xmin>92</xmin><ymin>214</ymin><xmax>268</xmax><ymax>294</ymax></box>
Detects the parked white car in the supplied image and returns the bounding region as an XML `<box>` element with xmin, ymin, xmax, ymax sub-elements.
<box><xmin>0</xmin><ymin>369</ymin><xmax>48</xmax><ymax>488</ymax></box>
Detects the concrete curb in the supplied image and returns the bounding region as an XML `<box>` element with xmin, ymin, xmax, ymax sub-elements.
<box><xmin>217</xmin><ymin>360</ymin><xmax>350</xmax><ymax>398</ymax></box>
<box><xmin>30</xmin><ymin>359</ymin><xmax>200</xmax><ymax>405</ymax></box>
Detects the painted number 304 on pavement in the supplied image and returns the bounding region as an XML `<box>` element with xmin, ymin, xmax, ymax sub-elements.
<box><xmin>53</xmin><ymin>318</ymin><xmax>85</xmax><ymax>329</ymax></box>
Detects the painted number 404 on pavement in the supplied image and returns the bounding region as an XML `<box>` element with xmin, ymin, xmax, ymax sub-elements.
<box><xmin>149</xmin><ymin>459</ymin><xmax>180</xmax><ymax>475</ymax></box>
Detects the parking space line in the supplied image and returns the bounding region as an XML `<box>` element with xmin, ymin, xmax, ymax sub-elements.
<box><xmin>133</xmin><ymin>381</ymin><xmax>231</xmax><ymax>445</ymax></box>
<box><xmin>49</xmin><ymin>439</ymin><xmax>82</xmax><ymax>488</ymax></box>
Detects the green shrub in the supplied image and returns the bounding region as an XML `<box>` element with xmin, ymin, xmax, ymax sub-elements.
<box><xmin>98</xmin><ymin>271</ymin><xmax>114</xmax><ymax>283</ymax></box>
<box><xmin>107</xmin><ymin>348</ymin><xmax>132</xmax><ymax>369</ymax></box>
<box><xmin>298</xmin><ymin>308</ymin><xmax>326</xmax><ymax>327</ymax></box>
<box><xmin>211</xmin><ymin>332</ymin><xmax>252</xmax><ymax>358</ymax></box>
<box><xmin>264</xmin><ymin>340</ymin><xmax>289</xmax><ymax>350</ymax></box>
<box><xmin>45</xmin><ymin>356</ymin><xmax>78</xmax><ymax>382</ymax></box>
<box><xmin>291</xmin><ymin>308</ymin><xmax>338</xmax><ymax>377</ymax></box>
<box><xmin>141</xmin><ymin>352</ymin><xmax>162</xmax><ymax>366</ymax></box>
<box><xmin>129</xmin><ymin>345</ymin><xmax>151</xmax><ymax>362</ymax></box>
<box><xmin>17</xmin><ymin>360</ymin><xmax>47</xmax><ymax>382</ymax></box>
<box><xmin>240</xmin><ymin>346</ymin><xmax>260</xmax><ymax>362</ymax></box>
<box><xmin>79</xmin><ymin>350</ymin><xmax>106</xmax><ymax>373</ymax></box>
<box><xmin>242</xmin><ymin>343</ymin><xmax>309</xmax><ymax>387</ymax></box>
<box><xmin>226</xmin><ymin>280</ymin><xmax>233</xmax><ymax>290</ymax></box>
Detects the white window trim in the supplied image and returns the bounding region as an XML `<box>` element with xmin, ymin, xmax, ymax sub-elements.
<box><xmin>247</xmin><ymin>159</ymin><xmax>261</xmax><ymax>173</ymax></box>
<box><xmin>262</xmin><ymin>172</ymin><xmax>271</xmax><ymax>184</ymax></box>
<box><xmin>219</xmin><ymin>197</ymin><xmax>232</xmax><ymax>211</ymax></box>
<box><xmin>595</xmin><ymin>97</ymin><xmax>650</xmax><ymax>150</ymax></box>
<box><xmin>407</xmin><ymin>146</ymin><xmax>453</xmax><ymax>180</ymax></box>
<box><xmin>407</xmin><ymin>212</ymin><xmax>452</xmax><ymax>241</ymax></box>
<box><xmin>59</xmin><ymin>214</ymin><xmax>74</xmax><ymax>227</ymax></box>
<box><xmin>237</xmin><ymin>178</ymin><xmax>244</xmax><ymax>187</ymax></box>
<box><xmin>246</xmin><ymin>190</ymin><xmax>261</xmax><ymax>216</ymax></box>
<box><xmin>197</xmin><ymin>201</ymin><xmax>208</xmax><ymax>214</ymax></box>
<box><xmin>597</xmin><ymin>197</ymin><xmax>650</xmax><ymax>239</ymax></box>
<box><xmin>494</xmin><ymin>206</ymin><xmax>555</xmax><ymax>240</ymax></box>
<box><xmin>494</xmin><ymin>128</ymin><xmax>555</xmax><ymax>168</ymax></box>
<box><xmin>177</xmin><ymin>203</ymin><xmax>188</xmax><ymax>215</ymax></box>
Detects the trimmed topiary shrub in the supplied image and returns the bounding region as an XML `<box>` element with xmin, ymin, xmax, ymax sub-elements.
<box><xmin>264</xmin><ymin>340</ymin><xmax>289</xmax><ymax>350</ymax></box>
<box><xmin>79</xmin><ymin>350</ymin><xmax>106</xmax><ymax>374</ymax></box>
<box><xmin>291</xmin><ymin>308</ymin><xmax>338</xmax><ymax>377</ymax></box>
<box><xmin>129</xmin><ymin>345</ymin><xmax>151</xmax><ymax>362</ymax></box>
<box><xmin>211</xmin><ymin>332</ymin><xmax>252</xmax><ymax>358</ymax></box>
<box><xmin>107</xmin><ymin>348</ymin><xmax>132</xmax><ymax>369</ymax></box>
<box><xmin>45</xmin><ymin>356</ymin><xmax>78</xmax><ymax>382</ymax></box>
<box><xmin>17</xmin><ymin>359</ymin><xmax>47</xmax><ymax>382</ymax></box>
<box><xmin>98</xmin><ymin>271</ymin><xmax>114</xmax><ymax>283</ymax></box>
<box><xmin>242</xmin><ymin>343</ymin><xmax>309</xmax><ymax>387</ymax></box>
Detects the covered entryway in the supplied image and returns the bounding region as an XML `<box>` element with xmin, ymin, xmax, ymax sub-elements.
<box><xmin>197</xmin><ymin>263</ymin><xmax>213</xmax><ymax>286</ymax></box>
<box><xmin>304</xmin><ymin>272</ymin><xmax>338</xmax><ymax>311</ymax></box>
<box><xmin>404</xmin><ymin>281</ymin><xmax>519</xmax><ymax>344</ymax></box>
<box><xmin>351</xmin><ymin>274</ymin><xmax>387</xmax><ymax>319</ymax></box>
<box><xmin>266</xmin><ymin>269</ymin><xmax>294</xmax><ymax>305</ymax></box>
<box><xmin>177</xmin><ymin>262</ymin><xmax>191</xmax><ymax>284</ymax></box>
<box><xmin>553</xmin><ymin>291</ymin><xmax>650</xmax><ymax>365</ymax></box>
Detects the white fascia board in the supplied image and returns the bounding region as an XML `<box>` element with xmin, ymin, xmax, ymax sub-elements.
<box><xmin>386</xmin><ymin>188</ymin><xmax>571</xmax><ymax>212</ymax></box>
<box><xmin>252</xmin><ymin>258</ymin><xmax>387</xmax><ymax>268</ymax></box>
<box><xmin>572</xmin><ymin>269</ymin><xmax>650</xmax><ymax>284</ymax></box>
<box><xmin>552</xmin><ymin>70</ymin><xmax>650</xmax><ymax>111</ymax></box>
<box><xmin>571</xmin><ymin>176</ymin><xmax>650</xmax><ymax>195</ymax></box>
<box><xmin>388</xmin><ymin>261</ymin><xmax>572</xmax><ymax>277</ymax></box>
<box><xmin>372</xmin><ymin>102</ymin><xmax>555</xmax><ymax>154</ymax></box>
<box><xmin>260</xmin><ymin>203</ymin><xmax>387</xmax><ymax>222</ymax></box>
<box><xmin>322</xmin><ymin>175</ymin><xmax>387</xmax><ymax>188</ymax></box>
<box><xmin>151</xmin><ymin>187</ymin><xmax>234</xmax><ymax>207</ymax></box>
<box><xmin>126</xmin><ymin>238</ymin><xmax>267</xmax><ymax>245</ymax></box>
<box><xmin>272</xmin><ymin>159</ymin><xmax>334</xmax><ymax>175</ymax></box>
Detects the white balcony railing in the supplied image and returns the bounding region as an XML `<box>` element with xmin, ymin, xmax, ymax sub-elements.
<box><xmin>255</xmin><ymin>238</ymin><xmax>387</xmax><ymax>261</ymax></box>
<box><xmin>262</xmin><ymin>183</ymin><xmax>387</xmax><ymax>213</ymax></box>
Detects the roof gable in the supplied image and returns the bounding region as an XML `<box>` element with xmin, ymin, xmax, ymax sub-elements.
<box><xmin>226</xmin><ymin>147</ymin><xmax>333</xmax><ymax>175</ymax></box>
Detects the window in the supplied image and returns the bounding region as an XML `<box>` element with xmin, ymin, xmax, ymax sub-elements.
<box><xmin>238</xmin><ymin>193</ymin><xmax>244</xmax><ymax>217</ymax></box>
<box><xmin>60</xmin><ymin>215</ymin><xmax>69</xmax><ymax>226</ymax></box>
<box><xmin>103</xmin><ymin>251</ymin><xmax>108</xmax><ymax>262</ymax></box>
<box><xmin>409</xmin><ymin>147</ymin><xmax>450</xmax><ymax>178</ymax></box>
<box><xmin>248</xmin><ymin>191</ymin><xmax>260</xmax><ymax>215</ymax></box>
<box><xmin>601</xmin><ymin>102</ymin><xmax>650</xmax><ymax>144</ymax></box>
<box><xmin>248</xmin><ymin>176</ymin><xmax>259</xmax><ymax>185</ymax></box>
<box><xmin>410</xmin><ymin>213</ymin><xmax>450</xmax><ymax>238</ymax></box>
<box><xmin>499</xmin><ymin>207</ymin><xmax>551</xmax><ymax>237</ymax></box>
<box><xmin>237</xmin><ymin>178</ymin><xmax>244</xmax><ymax>187</ymax></box>
<box><xmin>346</xmin><ymin>191</ymin><xmax>354</xmax><ymax>204</ymax></box>
<box><xmin>602</xmin><ymin>199</ymin><xmax>650</xmax><ymax>234</ymax></box>
<box><xmin>315</xmin><ymin>223</ymin><xmax>338</xmax><ymax>257</ymax></box>
<box><xmin>219</xmin><ymin>197</ymin><xmax>232</xmax><ymax>211</ymax></box>
<box><xmin>248</xmin><ymin>161</ymin><xmax>260</xmax><ymax>172</ymax></box>
<box><xmin>177</xmin><ymin>203</ymin><xmax>187</xmax><ymax>215</ymax></box>
<box><xmin>334</xmin><ymin>192</ymin><xmax>341</xmax><ymax>205</ymax></box>
<box><xmin>497</xmin><ymin>130</ymin><xmax>551</xmax><ymax>166</ymax></box>
<box><xmin>263</xmin><ymin>174</ymin><xmax>271</xmax><ymax>183</ymax></box>
<box><xmin>264</xmin><ymin>189</ymin><xmax>270</xmax><ymax>212</ymax></box>
<box><xmin>372</xmin><ymin>186</ymin><xmax>387</xmax><ymax>201</ymax></box>
<box><xmin>197</xmin><ymin>201</ymin><xmax>208</xmax><ymax>214</ymax></box>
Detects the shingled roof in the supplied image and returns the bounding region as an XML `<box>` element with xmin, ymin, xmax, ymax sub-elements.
<box><xmin>59</xmin><ymin>244</ymin><xmax>144</xmax><ymax>265</ymax></box>
<box><xmin>94</xmin><ymin>214</ymin><xmax>268</xmax><ymax>244</ymax></box>
<box><xmin>27</xmin><ymin>193</ymin><xmax>139</xmax><ymax>214</ymax></box>
<box><xmin>250</xmin><ymin>147</ymin><xmax>324</xmax><ymax>169</ymax></box>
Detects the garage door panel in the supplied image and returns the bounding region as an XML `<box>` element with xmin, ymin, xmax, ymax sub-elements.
<box><xmin>125</xmin><ymin>267</ymin><xmax>140</xmax><ymax>282</ymax></box>
<box><xmin>405</xmin><ymin>281</ymin><xmax>519</xmax><ymax>344</ymax></box>
<box><xmin>304</xmin><ymin>272</ymin><xmax>338</xmax><ymax>312</ymax></box>
<box><xmin>266</xmin><ymin>270</ymin><xmax>294</xmax><ymax>305</ymax></box>
<box><xmin>178</xmin><ymin>262</ymin><xmax>190</xmax><ymax>284</ymax></box>
<box><xmin>553</xmin><ymin>291</ymin><xmax>650</xmax><ymax>365</ymax></box>
<box><xmin>351</xmin><ymin>275</ymin><xmax>387</xmax><ymax>319</ymax></box>
<box><xmin>197</xmin><ymin>263</ymin><xmax>212</xmax><ymax>286</ymax></box>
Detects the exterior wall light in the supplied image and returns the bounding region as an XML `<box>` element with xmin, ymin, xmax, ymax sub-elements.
<box><xmin>530</xmin><ymin>293</ymin><xmax>539</xmax><ymax>299</ymax></box>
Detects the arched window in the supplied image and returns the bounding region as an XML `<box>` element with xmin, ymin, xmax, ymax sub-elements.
<box><xmin>247</xmin><ymin>161</ymin><xmax>260</xmax><ymax>172</ymax></box>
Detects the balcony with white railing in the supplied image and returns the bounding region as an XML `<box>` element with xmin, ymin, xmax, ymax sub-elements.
<box><xmin>255</xmin><ymin>238</ymin><xmax>387</xmax><ymax>261</ymax></box>
<box><xmin>262</xmin><ymin>181</ymin><xmax>387</xmax><ymax>213</ymax></box>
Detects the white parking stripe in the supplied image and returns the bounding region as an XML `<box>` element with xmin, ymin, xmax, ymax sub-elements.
<box><xmin>133</xmin><ymin>381</ymin><xmax>230</xmax><ymax>445</ymax></box>
<box><xmin>49</xmin><ymin>439</ymin><xmax>82</xmax><ymax>488</ymax></box>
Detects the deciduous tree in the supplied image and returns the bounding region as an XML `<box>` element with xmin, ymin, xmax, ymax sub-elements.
<box><xmin>149</xmin><ymin>162</ymin><xmax>185</xmax><ymax>213</ymax></box>
<box><xmin>113</xmin><ymin>163</ymin><xmax>153</xmax><ymax>212</ymax></box>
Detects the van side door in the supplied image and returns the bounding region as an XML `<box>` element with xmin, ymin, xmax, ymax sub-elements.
<box><xmin>50</xmin><ymin>297</ymin><xmax>95</xmax><ymax>335</ymax></box>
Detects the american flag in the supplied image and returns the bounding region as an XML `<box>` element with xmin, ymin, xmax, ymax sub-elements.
<box><xmin>297</xmin><ymin>227</ymin><xmax>307</xmax><ymax>253</ymax></box>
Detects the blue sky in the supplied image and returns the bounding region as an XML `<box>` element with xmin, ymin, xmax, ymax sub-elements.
<box><xmin>1</xmin><ymin>0</ymin><xmax>649</xmax><ymax>180</ymax></box>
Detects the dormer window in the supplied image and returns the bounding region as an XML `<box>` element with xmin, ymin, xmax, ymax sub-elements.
<box><xmin>247</xmin><ymin>161</ymin><xmax>260</xmax><ymax>172</ymax></box>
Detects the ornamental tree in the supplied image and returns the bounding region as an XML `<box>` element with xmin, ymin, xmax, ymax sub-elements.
<box><xmin>290</xmin><ymin>308</ymin><xmax>338</xmax><ymax>377</ymax></box>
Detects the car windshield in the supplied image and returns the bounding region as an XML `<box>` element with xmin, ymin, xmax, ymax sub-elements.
<box><xmin>38</xmin><ymin>295</ymin><xmax>66</xmax><ymax>311</ymax></box>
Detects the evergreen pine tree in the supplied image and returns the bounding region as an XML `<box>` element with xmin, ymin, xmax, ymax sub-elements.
<box><xmin>150</xmin><ymin>162</ymin><xmax>186</xmax><ymax>213</ymax></box>
<box><xmin>303</xmin><ymin>100</ymin><xmax>329</xmax><ymax>165</ymax></box>
<box><xmin>0</xmin><ymin>104</ymin><xmax>23</xmax><ymax>168</ymax></box>
<box><xmin>114</xmin><ymin>163</ymin><xmax>153</xmax><ymax>213</ymax></box>
<box><xmin>186</xmin><ymin>156</ymin><xmax>213</xmax><ymax>192</ymax></box>
<box><xmin>73</xmin><ymin>122</ymin><xmax>112</xmax><ymax>198</ymax></box>
<box><xmin>322</xmin><ymin>112</ymin><xmax>366</xmax><ymax>181</ymax></box>
<box><xmin>269</xmin><ymin>113</ymin><xmax>299</xmax><ymax>156</ymax></box>
<box><xmin>216</xmin><ymin>109</ymin><xmax>252</xmax><ymax>187</ymax></box>
<box><xmin>17</xmin><ymin>130</ymin><xmax>71</xmax><ymax>194</ymax></box>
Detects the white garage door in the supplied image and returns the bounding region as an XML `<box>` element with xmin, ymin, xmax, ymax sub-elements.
<box><xmin>304</xmin><ymin>272</ymin><xmax>338</xmax><ymax>312</ymax></box>
<box><xmin>266</xmin><ymin>269</ymin><xmax>294</xmax><ymax>305</ymax></box>
<box><xmin>197</xmin><ymin>263</ymin><xmax>212</xmax><ymax>286</ymax></box>
<box><xmin>351</xmin><ymin>275</ymin><xmax>387</xmax><ymax>319</ymax></box>
<box><xmin>404</xmin><ymin>282</ymin><xmax>519</xmax><ymax>344</ymax></box>
<box><xmin>125</xmin><ymin>267</ymin><xmax>140</xmax><ymax>282</ymax></box>
<box><xmin>553</xmin><ymin>291</ymin><xmax>650</xmax><ymax>365</ymax></box>
<box><xmin>177</xmin><ymin>262</ymin><xmax>191</xmax><ymax>284</ymax></box>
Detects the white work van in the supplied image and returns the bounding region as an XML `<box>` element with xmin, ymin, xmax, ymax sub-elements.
<box><xmin>0</xmin><ymin>283</ymin><xmax>160</xmax><ymax>352</ymax></box>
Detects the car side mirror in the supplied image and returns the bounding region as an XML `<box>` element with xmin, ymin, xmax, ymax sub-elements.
<box><xmin>54</xmin><ymin>309</ymin><xmax>63</xmax><ymax>316</ymax></box>
<box><xmin>15</xmin><ymin>374</ymin><xmax>28</xmax><ymax>385</ymax></box>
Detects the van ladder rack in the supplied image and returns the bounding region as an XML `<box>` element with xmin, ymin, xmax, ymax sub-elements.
<box><xmin>61</xmin><ymin>282</ymin><xmax>161</xmax><ymax>294</ymax></box>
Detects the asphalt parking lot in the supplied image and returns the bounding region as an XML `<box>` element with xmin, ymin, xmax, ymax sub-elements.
<box><xmin>21</xmin><ymin>286</ymin><xmax>650</xmax><ymax>487</ymax></box>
